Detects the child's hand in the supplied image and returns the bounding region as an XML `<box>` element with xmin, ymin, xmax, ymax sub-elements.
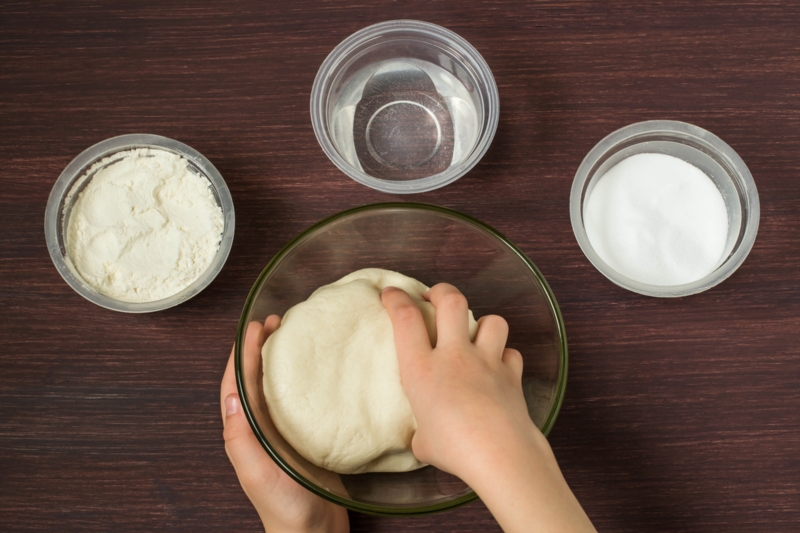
<box><xmin>220</xmin><ymin>316</ymin><xmax>349</xmax><ymax>533</ymax></box>
<box><xmin>381</xmin><ymin>283</ymin><xmax>535</xmax><ymax>482</ymax></box>
<box><xmin>382</xmin><ymin>283</ymin><xmax>596</xmax><ymax>533</ymax></box>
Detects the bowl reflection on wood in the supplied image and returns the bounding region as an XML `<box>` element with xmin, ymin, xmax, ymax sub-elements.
<box><xmin>236</xmin><ymin>203</ymin><xmax>567</xmax><ymax>515</ymax></box>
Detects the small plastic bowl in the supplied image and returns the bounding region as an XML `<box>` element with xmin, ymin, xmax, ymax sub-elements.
<box><xmin>311</xmin><ymin>20</ymin><xmax>500</xmax><ymax>194</ymax></box>
<box><xmin>236</xmin><ymin>203</ymin><xmax>567</xmax><ymax>515</ymax></box>
<box><xmin>45</xmin><ymin>134</ymin><xmax>235</xmax><ymax>313</ymax></box>
<box><xmin>570</xmin><ymin>120</ymin><xmax>759</xmax><ymax>297</ymax></box>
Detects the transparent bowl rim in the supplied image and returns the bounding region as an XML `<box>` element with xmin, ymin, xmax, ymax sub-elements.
<box><xmin>310</xmin><ymin>20</ymin><xmax>500</xmax><ymax>194</ymax></box>
<box><xmin>44</xmin><ymin>133</ymin><xmax>235</xmax><ymax>313</ymax></box>
<box><xmin>235</xmin><ymin>202</ymin><xmax>568</xmax><ymax>515</ymax></box>
<box><xmin>569</xmin><ymin>120</ymin><xmax>760</xmax><ymax>298</ymax></box>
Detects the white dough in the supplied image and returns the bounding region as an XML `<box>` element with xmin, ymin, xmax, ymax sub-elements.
<box><xmin>261</xmin><ymin>268</ymin><xmax>478</xmax><ymax>474</ymax></box>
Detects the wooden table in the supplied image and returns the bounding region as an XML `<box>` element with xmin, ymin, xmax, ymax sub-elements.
<box><xmin>2</xmin><ymin>2</ymin><xmax>799</xmax><ymax>531</ymax></box>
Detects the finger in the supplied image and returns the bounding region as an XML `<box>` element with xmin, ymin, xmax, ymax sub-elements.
<box><xmin>222</xmin><ymin>392</ymin><xmax>282</xmax><ymax>491</ymax></box>
<box><xmin>259</xmin><ymin>314</ymin><xmax>282</xmax><ymax>347</ymax></box>
<box><xmin>222</xmin><ymin>317</ymin><xmax>281</xmax><ymax>428</ymax></box>
<box><xmin>221</xmin><ymin>344</ymin><xmax>236</xmax><ymax>426</ymax></box>
<box><xmin>474</xmin><ymin>315</ymin><xmax>509</xmax><ymax>357</ymax></box>
<box><xmin>502</xmin><ymin>348</ymin><xmax>524</xmax><ymax>380</ymax></box>
<box><xmin>381</xmin><ymin>286</ymin><xmax>432</xmax><ymax>370</ymax></box>
<box><xmin>425</xmin><ymin>283</ymin><xmax>470</xmax><ymax>347</ymax></box>
<box><xmin>240</xmin><ymin>321</ymin><xmax>266</xmax><ymax>413</ymax></box>
<box><xmin>244</xmin><ymin>320</ymin><xmax>266</xmax><ymax>368</ymax></box>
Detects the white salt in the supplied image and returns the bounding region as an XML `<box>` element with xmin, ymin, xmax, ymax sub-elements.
<box><xmin>584</xmin><ymin>153</ymin><xmax>729</xmax><ymax>286</ymax></box>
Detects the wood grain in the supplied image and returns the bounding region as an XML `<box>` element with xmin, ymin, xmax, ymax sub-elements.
<box><xmin>1</xmin><ymin>1</ymin><xmax>799</xmax><ymax>531</ymax></box>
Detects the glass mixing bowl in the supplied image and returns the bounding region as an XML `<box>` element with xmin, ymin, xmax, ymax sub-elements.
<box><xmin>235</xmin><ymin>203</ymin><xmax>567</xmax><ymax>515</ymax></box>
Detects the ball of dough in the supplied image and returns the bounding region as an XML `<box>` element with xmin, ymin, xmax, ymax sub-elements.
<box><xmin>261</xmin><ymin>268</ymin><xmax>478</xmax><ymax>474</ymax></box>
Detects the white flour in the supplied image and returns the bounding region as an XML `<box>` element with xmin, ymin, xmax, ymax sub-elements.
<box><xmin>66</xmin><ymin>148</ymin><xmax>224</xmax><ymax>303</ymax></box>
<box><xmin>584</xmin><ymin>153</ymin><xmax>729</xmax><ymax>286</ymax></box>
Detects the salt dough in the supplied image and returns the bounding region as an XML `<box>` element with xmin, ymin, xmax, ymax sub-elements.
<box><xmin>261</xmin><ymin>268</ymin><xmax>478</xmax><ymax>474</ymax></box>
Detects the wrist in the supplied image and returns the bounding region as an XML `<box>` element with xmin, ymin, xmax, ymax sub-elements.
<box><xmin>259</xmin><ymin>510</ymin><xmax>349</xmax><ymax>533</ymax></box>
<box><xmin>457</xmin><ymin>424</ymin><xmax>596</xmax><ymax>533</ymax></box>
<box><xmin>458</xmin><ymin>421</ymin><xmax>553</xmax><ymax>492</ymax></box>
<box><xmin>263</xmin><ymin>522</ymin><xmax>347</xmax><ymax>533</ymax></box>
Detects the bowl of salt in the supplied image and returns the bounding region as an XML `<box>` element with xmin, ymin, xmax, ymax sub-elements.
<box><xmin>570</xmin><ymin>120</ymin><xmax>759</xmax><ymax>298</ymax></box>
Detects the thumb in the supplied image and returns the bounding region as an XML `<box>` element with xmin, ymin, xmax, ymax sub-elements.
<box><xmin>223</xmin><ymin>393</ymin><xmax>281</xmax><ymax>490</ymax></box>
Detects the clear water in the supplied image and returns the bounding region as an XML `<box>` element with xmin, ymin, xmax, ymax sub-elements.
<box><xmin>330</xmin><ymin>59</ymin><xmax>479</xmax><ymax>180</ymax></box>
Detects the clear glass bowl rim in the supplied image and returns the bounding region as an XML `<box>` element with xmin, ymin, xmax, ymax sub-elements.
<box><xmin>569</xmin><ymin>120</ymin><xmax>760</xmax><ymax>298</ymax></box>
<box><xmin>44</xmin><ymin>133</ymin><xmax>235</xmax><ymax>313</ymax></box>
<box><xmin>310</xmin><ymin>20</ymin><xmax>500</xmax><ymax>194</ymax></box>
<box><xmin>235</xmin><ymin>202</ymin><xmax>568</xmax><ymax>515</ymax></box>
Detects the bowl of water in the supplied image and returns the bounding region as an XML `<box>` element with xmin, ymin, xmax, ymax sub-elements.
<box><xmin>310</xmin><ymin>20</ymin><xmax>500</xmax><ymax>194</ymax></box>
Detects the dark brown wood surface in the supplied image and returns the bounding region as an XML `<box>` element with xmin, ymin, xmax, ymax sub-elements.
<box><xmin>2</xmin><ymin>1</ymin><xmax>799</xmax><ymax>531</ymax></box>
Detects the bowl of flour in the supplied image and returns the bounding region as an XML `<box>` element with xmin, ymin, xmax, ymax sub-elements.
<box><xmin>570</xmin><ymin>120</ymin><xmax>759</xmax><ymax>298</ymax></box>
<box><xmin>45</xmin><ymin>134</ymin><xmax>235</xmax><ymax>312</ymax></box>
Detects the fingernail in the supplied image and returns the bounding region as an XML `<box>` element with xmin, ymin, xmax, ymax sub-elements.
<box><xmin>225</xmin><ymin>394</ymin><xmax>239</xmax><ymax>416</ymax></box>
<box><xmin>382</xmin><ymin>286</ymin><xmax>396</xmax><ymax>294</ymax></box>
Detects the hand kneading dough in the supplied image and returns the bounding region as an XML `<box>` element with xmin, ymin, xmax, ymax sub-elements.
<box><xmin>261</xmin><ymin>268</ymin><xmax>478</xmax><ymax>474</ymax></box>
